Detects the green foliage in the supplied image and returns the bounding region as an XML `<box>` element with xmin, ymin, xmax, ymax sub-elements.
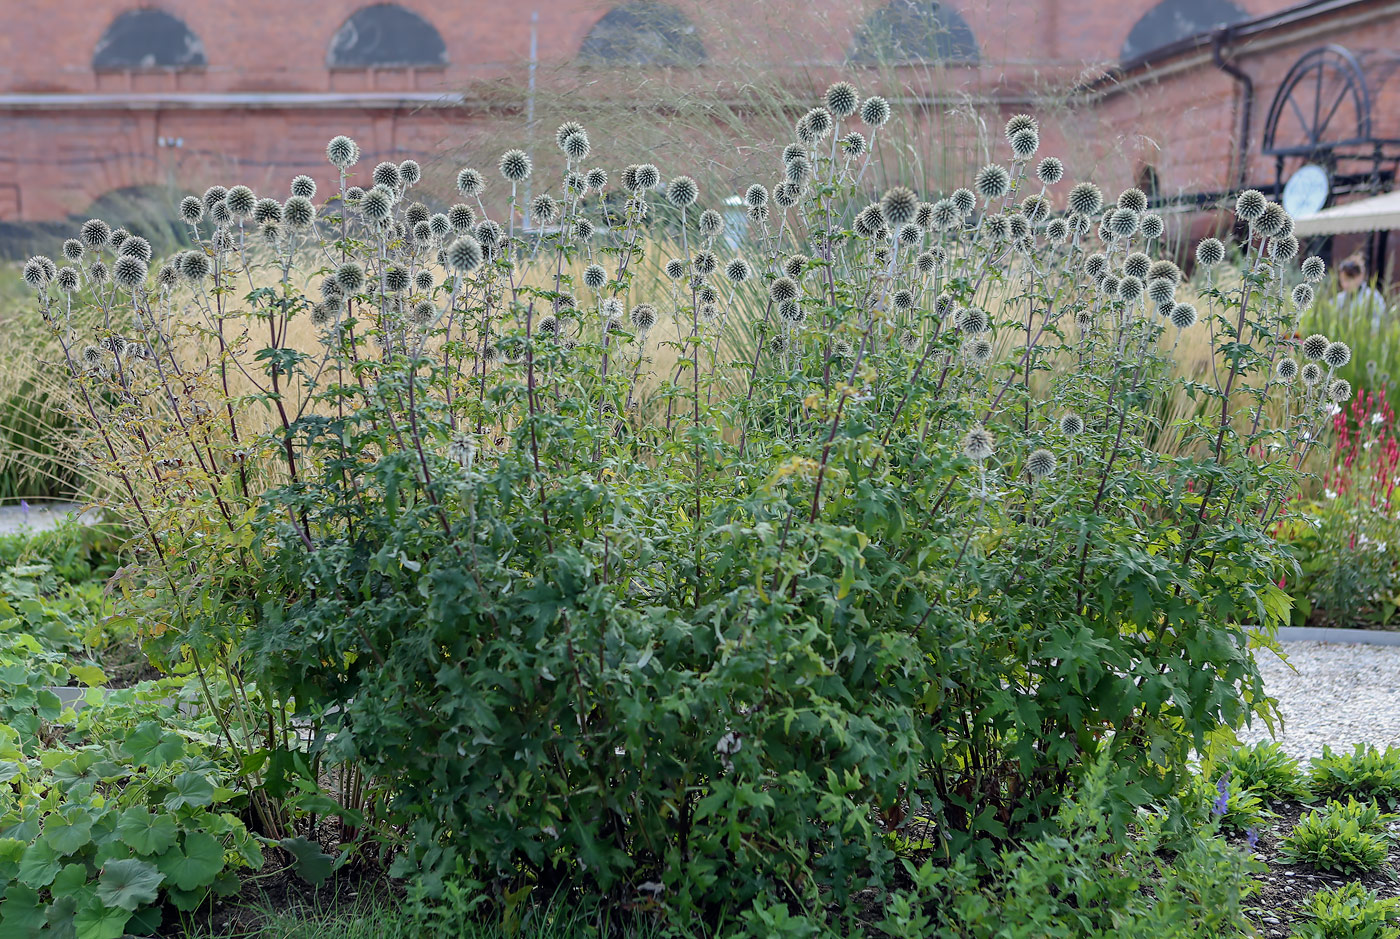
<box><xmin>1279</xmin><ymin>798</ymin><xmax>1397</xmax><ymax>874</ymax></box>
<box><xmin>1310</xmin><ymin>744</ymin><xmax>1400</xmax><ymax>806</ymax></box>
<box><xmin>1224</xmin><ymin>741</ymin><xmax>1310</xmax><ymax>801</ymax></box>
<box><xmin>1293</xmin><ymin>882</ymin><xmax>1400</xmax><ymax>939</ymax></box>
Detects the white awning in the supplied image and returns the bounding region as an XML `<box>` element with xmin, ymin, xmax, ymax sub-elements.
<box><xmin>1293</xmin><ymin>190</ymin><xmax>1400</xmax><ymax>236</ymax></box>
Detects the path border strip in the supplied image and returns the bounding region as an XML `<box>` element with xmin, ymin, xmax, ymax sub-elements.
<box><xmin>1276</xmin><ymin>626</ymin><xmax>1400</xmax><ymax>646</ymax></box>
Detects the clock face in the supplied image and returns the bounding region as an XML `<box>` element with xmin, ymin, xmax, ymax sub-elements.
<box><xmin>1283</xmin><ymin>164</ymin><xmax>1330</xmax><ymax>218</ymax></box>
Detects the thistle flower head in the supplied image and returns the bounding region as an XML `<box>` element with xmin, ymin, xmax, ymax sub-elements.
<box><xmin>1292</xmin><ymin>282</ymin><xmax>1315</xmax><ymax>310</ymax></box>
<box><xmin>825</xmin><ymin>81</ymin><xmax>859</xmax><ymax>118</ymax></box>
<box><xmin>1301</xmin><ymin>255</ymin><xmax>1326</xmax><ymax>282</ymax></box>
<box><xmin>454</xmin><ymin>167</ymin><xmax>485</xmax><ymax>198</ymax></box>
<box><xmin>1008</xmin><ymin>214</ymin><xmax>1030</xmax><ymax>240</ymax></box>
<box><xmin>372</xmin><ymin>161</ymin><xmax>402</xmax><ymax>191</ymax></box>
<box><xmin>1020</xmin><ymin>193</ymin><xmax>1050</xmax><ymax>224</ymax></box>
<box><xmin>447</xmin><ymin>236</ymin><xmax>484</xmax><ymax>273</ymax></box>
<box><xmin>984</xmin><ymin>214</ymin><xmax>1011</xmax><ymax>241</ymax></box>
<box><xmin>666</xmin><ymin>176</ymin><xmax>699</xmax><ymax>208</ymax></box>
<box><xmin>112</xmin><ymin>255</ymin><xmax>148</xmax><ymax>290</ymax></box>
<box><xmin>859</xmin><ymin>95</ymin><xmax>890</xmax><ymax>127</ymax></box>
<box><xmin>360</xmin><ymin>187</ymin><xmax>393</xmax><ymax>222</ymax></box>
<box><xmin>1084</xmin><ymin>253</ymin><xmax>1108</xmax><ymax>279</ymax></box>
<box><xmin>399</xmin><ymin>159</ymin><xmax>422</xmax><ymax>186</ymax></box>
<box><xmin>958</xmin><ymin>306</ymin><xmax>989</xmax><ymax>335</ymax></box>
<box><xmin>414</xmin><ymin>269</ymin><xmax>434</xmax><ymax>291</ymax></box>
<box><xmin>79</xmin><ymin>218</ymin><xmax>112</xmax><ymax>249</ymax></box>
<box><xmin>253</xmin><ymin>197</ymin><xmax>283</xmax><ymax>225</ymax></box>
<box><xmin>1046</xmin><ymin>218</ymin><xmax>1069</xmax><ymax>244</ymax></box>
<box><xmin>693</xmin><ymin>250</ymin><xmax>718</xmax><ymax>275</ymax></box>
<box><xmin>1140</xmin><ymin>213</ymin><xmax>1164</xmax><ymax>240</ymax></box>
<box><xmin>336</xmin><ymin>262</ymin><xmax>366</xmax><ymax>293</ymax></box>
<box><xmin>1302</xmin><ymin>334</ymin><xmax>1329</xmax><ymax>360</ymax></box>
<box><xmin>1036</xmin><ymin>156</ymin><xmax>1064</xmax><ymax>186</ymax></box>
<box><xmin>1005</xmin><ymin>114</ymin><xmax>1038</xmax><ymax>138</ymax></box>
<box><xmin>784</xmin><ymin>155</ymin><xmax>811</xmax><ymax>186</ymax></box>
<box><xmin>409</xmin><ymin>300</ymin><xmax>438</xmax><ymax>327</ymax></box>
<box><xmin>1301</xmin><ymin>362</ymin><xmax>1323</xmax><ymax>385</ymax></box>
<box><xmin>226</xmin><ymin>185</ymin><xmax>256</xmax><ymax>219</ymax></box>
<box><xmin>344</xmin><ymin>186</ymin><xmax>365</xmax><ymax>204</ymax></box>
<box><xmin>1099</xmin><ymin>274</ymin><xmax>1120</xmax><ymax>298</ymax></box>
<box><xmin>698</xmin><ymin>209</ymin><xmax>724</xmax><ymax>239</ymax></box>
<box><xmin>81</xmin><ymin>345</ymin><xmax>104</xmax><ymax>367</ymax></box>
<box><xmin>769</xmin><ymin>276</ymin><xmax>799</xmax><ymax>303</ymax></box>
<box><xmin>1147</xmin><ymin>277</ymin><xmax>1176</xmax><ymax>305</ymax></box>
<box><xmin>583</xmin><ymin>264</ymin><xmax>607</xmax><ymax>289</ymax></box>
<box><xmin>1117</xmin><ymin>187</ymin><xmax>1148</xmax><ymax>213</ymax></box>
<box><xmin>119</xmin><ymin>235</ymin><xmax>152</xmax><ymax>264</ymax></box>
<box><xmin>384</xmin><ymin>265</ymin><xmax>410</xmax><ymax>293</ymax></box>
<box><xmin>88</xmin><ymin>260</ymin><xmax>109</xmax><ymax>285</ymax></box>
<box><xmin>1108</xmin><ymin>208</ymin><xmax>1139</xmax><ymax>238</ymax></box>
<box><xmin>475</xmin><ymin>219</ymin><xmax>502</xmax><ymax>247</ymax></box>
<box><xmin>745</xmin><ymin>184</ymin><xmax>769</xmax><ymax>209</ymax></box>
<box><xmin>1235</xmin><ymin>189</ymin><xmax>1266</xmax><ymax>222</ymax></box>
<box><xmin>961</xmin><ymin>425</ymin><xmax>995</xmax><ymax>461</ymax></box>
<box><xmin>179</xmin><ymin>250</ymin><xmax>211</xmax><ymax>282</ymax></box>
<box><xmin>946</xmin><ymin>188</ymin><xmax>974</xmax><ymax>217</ymax></box>
<box><xmin>1026</xmin><ymin>448</ymin><xmax>1057</xmax><ymax>479</ymax></box>
<box><xmin>725</xmin><ymin>257</ymin><xmax>752</xmax><ymax>283</ymax></box>
<box><xmin>768</xmin><ymin>333</ymin><xmax>790</xmax><ymax>355</ymax></box>
<box><xmin>1323</xmin><ymin>340</ymin><xmax>1352</xmax><ymax>369</ymax></box>
<box><xmin>880</xmin><ymin>186</ymin><xmax>918</xmax><ymax>226</ymax></box>
<box><xmin>1124</xmin><ymin>252</ymin><xmax>1150</xmax><ymax>280</ymax></box>
<box><xmin>1060</xmin><ymin>412</ymin><xmax>1084</xmax><ymax>436</ymax></box>
<box><xmin>1329</xmin><ymin>378</ymin><xmax>1353</xmax><ymax>403</ymax></box>
<box><xmin>498</xmin><ymin>149</ymin><xmax>532</xmax><ymax>182</ymax></box>
<box><xmin>174</xmin><ymin>195</ymin><xmax>203</xmax><ymax>226</ymax></box>
<box><xmin>562</xmin><ymin>131</ymin><xmax>591</xmax><ymax>161</ymax></box>
<box><xmin>777</xmin><ymin>299</ymin><xmax>804</xmax><ymax>324</ymax></box>
<box><xmin>804</xmin><ymin>107</ymin><xmax>833</xmax><ymax>138</ymax></box>
<box><xmin>284</xmin><ymin>196</ymin><xmax>314</xmax><ymax>229</ymax></box>
<box><xmin>974</xmin><ymin>164</ymin><xmax>1011</xmax><ymax>201</ymax></box>
<box><xmin>55</xmin><ymin>266</ymin><xmax>80</xmax><ymax>293</ymax></box>
<box><xmin>1275</xmin><ymin>357</ymin><xmax>1298</xmax><ymax>381</ymax></box>
<box><xmin>585</xmin><ymin>168</ymin><xmax>608</xmax><ymax>191</ymax></box>
<box><xmin>1118</xmin><ymin>275</ymin><xmax>1143</xmax><ymax>302</ymax></box>
<box><xmin>963</xmin><ymin>337</ymin><xmax>993</xmax><ymax>364</ymax></box>
<box><xmin>1255</xmin><ymin>202</ymin><xmax>1287</xmax><ymax>238</ymax></box>
<box><xmin>773</xmin><ymin>181</ymin><xmax>804</xmax><ymax>208</ymax></box>
<box><xmin>1009</xmin><ymin>128</ymin><xmax>1039</xmax><ymax>160</ymax></box>
<box><xmin>326</xmin><ymin>135</ymin><xmax>359</xmax><ymax>168</ymax></box>
<box><xmin>1270</xmin><ymin>235</ymin><xmax>1299</xmax><ymax>261</ymax></box>
<box><xmin>530</xmin><ymin>193</ymin><xmax>559</xmax><ymax>224</ymax></box>
<box><xmin>289</xmin><ymin>174</ymin><xmax>316</xmax><ymax>199</ymax></box>
<box><xmin>573</xmin><ymin>217</ymin><xmax>595</xmax><ymax>241</ymax></box>
<box><xmin>898</xmin><ymin>223</ymin><xmax>923</xmax><ymax>246</ymax></box>
<box><xmin>892</xmin><ymin>288</ymin><xmax>914</xmax><ymax>310</ymax></box>
<box><xmin>1169</xmin><ymin>302</ymin><xmax>1198</xmax><ymax>329</ymax></box>
<box><xmin>630</xmin><ymin>303</ymin><xmax>657</xmax><ymax>332</ymax></box>
<box><xmin>665</xmin><ymin>258</ymin><xmax>686</xmax><ymax>279</ymax></box>
<box><xmin>1196</xmin><ymin>237</ymin><xmax>1225</xmax><ymax>267</ymax></box>
<box><xmin>1068</xmin><ymin>181</ymin><xmax>1103</xmax><ymax>216</ymax></box>
<box><xmin>536</xmin><ymin>315</ymin><xmax>560</xmax><ymax>339</ymax></box>
<box><xmin>635</xmin><ymin>164</ymin><xmax>660</xmax><ymax>190</ymax></box>
<box><xmin>841</xmin><ymin>131</ymin><xmax>867</xmax><ymax>155</ymax></box>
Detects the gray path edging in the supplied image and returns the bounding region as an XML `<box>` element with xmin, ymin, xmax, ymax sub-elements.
<box><xmin>1275</xmin><ymin>625</ymin><xmax>1400</xmax><ymax>646</ymax></box>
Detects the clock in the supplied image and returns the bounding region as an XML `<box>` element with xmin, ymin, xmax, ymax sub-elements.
<box><xmin>1282</xmin><ymin>164</ymin><xmax>1330</xmax><ymax>218</ymax></box>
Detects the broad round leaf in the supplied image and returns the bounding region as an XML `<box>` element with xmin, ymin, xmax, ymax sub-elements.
<box><xmin>96</xmin><ymin>858</ymin><xmax>164</xmax><ymax>911</ymax></box>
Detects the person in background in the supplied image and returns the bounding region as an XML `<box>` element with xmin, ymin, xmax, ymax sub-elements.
<box><xmin>1336</xmin><ymin>254</ymin><xmax>1388</xmax><ymax>334</ymax></box>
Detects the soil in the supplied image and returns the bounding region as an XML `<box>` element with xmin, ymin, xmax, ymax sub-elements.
<box><xmin>1227</xmin><ymin>798</ymin><xmax>1400</xmax><ymax>936</ymax></box>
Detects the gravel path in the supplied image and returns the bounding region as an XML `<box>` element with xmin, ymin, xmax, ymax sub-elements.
<box><xmin>0</xmin><ymin>500</ymin><xmax>86</xmax><ymax>535</ymax></box>
<box><xmin>1239</xmin><ymin>640</ymin><xmax>1400</xmax><ymax>760</ymax></box>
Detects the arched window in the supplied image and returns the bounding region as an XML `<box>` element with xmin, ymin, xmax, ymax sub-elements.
<box><xmin>849</xmin><ymin>1</ymin><xmax>979</xmax><ymax>65</ymax></box>
<box><xmin>1136</xmin><ymin>165</ymin><xmax>1162</xmax><ymax>203</ymax></box>
<box><xmin>1120</xmin><ymin>0</ymin><xmax>1248</xmax><ymax>62</ymax></box>
<box><xmin>93</xmin><ymin>9</ymin><xmax>206</xmax><ymax>70</ymax></box>
<box><xmin>578</xmin><ymin>2</ymin><xmax>706</xmax><ymax>67</ymax></box>
<box><xmin>328</xmin><ymin>4</ymin><xmax>448</xmax><ymax>68</ymax></box>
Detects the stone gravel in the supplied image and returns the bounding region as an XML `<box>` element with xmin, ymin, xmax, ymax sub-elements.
<box><xmin>1238</xmin><ymin>640</ymin><xmax>1400</xmax><ymax>760</ymax></box>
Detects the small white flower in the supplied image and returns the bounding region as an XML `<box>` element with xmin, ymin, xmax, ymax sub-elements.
<box><xmin>1325</xmin><ymin>488</ymin><xmax>1338</xmax><ymax>500</ymax></box>
<box><xmin>1373</xmin><ymin>412</ymin><xmax>1385</xmax><ymax>426</ymax></box>
<box><xmin>1328</xmin><ymin>403</ymin><xmax>1342</xmax><ymax>417</ymax></box>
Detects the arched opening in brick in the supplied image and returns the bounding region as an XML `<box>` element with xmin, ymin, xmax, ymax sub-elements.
<box><xmin>1136</xmin><ymin>164</ymin><xmax>1162</xmax><ymax>204</ymax></box>
<box><xmin>1120</xmin><ymin>0</ymin><xmax>1248</xmax><ymax>62</ymax></box>
<box><xmin>578</xmin><ymin>2</ymin><xmax>706</xmax><ymax>67</ymax></box>
<box><xmin>92</xmin><ymin>9</ymin><xmax>207</xmax><ymax>70</ymax></box>
<box><xmin>849</xmin><ymin>1</ymin><xmax>979</xmax><ymax>65</ymax></box>
<box><xmin>328</xmin><ymin>4</ymin><xmax>448</xmax><ymax>69</ymax></box>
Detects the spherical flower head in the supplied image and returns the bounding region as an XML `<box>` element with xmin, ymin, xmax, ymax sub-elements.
<box><xmin>360</xmin><ymin>187</ymin><xmax>393</xmax><ymax>222</ymax></box>
<box><xmin>1099</xmin><ymin>275</ymin><xmax>1121</xmax><ymax>298</ymax></box>
<box><xmin>1124</xmin><ymin>251</ymin><xmax>1151</xmax><ymax>280</ymax></box>
<box><xmin>1301</xmin><ymin>333</ymin><xmax>1329</xmax><ymax>360</ymax></box>
<box><xmin>951</xmin><ymin>188</ymin><xmax>977</xmax><ymax>216</ymax></box>
<box><xmin>1084</xmin><ymin>253</ymin><xmax>1108</xmax><ymax>279</ymax></box>
<box><xmin>786</xmin><ymin>137</ymin><xmax>806</xmax><ymax>159</ymax></box>
<box><xmin>1026</xmin><ymin>448</ymin><xmax>1057</xmax><ymax>479</ymax></box>
<box><xmin>1323</xmin><ymin>340</ymin><xmax>1351</xmax><ymax>369</ymax></box>
<box><xmin>447</xmin><ymin>168</ymin><xmax>482</xmax><ymax>201</ymax></box>
<box><xmin>841</xmin><ymin>131</ymin><xmax>867</xmax><ymax>156</ymax></box>
<box><xmin>767</xmin><ymin>333</ymin><xmax>790</xmax><ymax>355</ymax></box>
<box><xmin>975</xmin><ymin>164</ymin><xmax>1011</xmax><ymax>201</ymax></box>
<box><xmin>1301</xmin><ymin>255</ymin><xmax>1326</xmax><ymax>283</ymax></box>
<box><xmin>962</xmin><ymin>337</ymin><xmax>993</xmax><ymax>364</ymax></box>
<box><xmin>1118</xmin><ymin>275</ymin><xmax>1143</xmax><ymax>302</ymax></box>
<box><xmin>1291</xmin><ymin>282</ymin><xmax>1315</xmax><ymax>310</ymax></box>
<box><xmin>1067</xmin><ymin>211</ymin><xmax>1091</xmax><ymax>236</ymax></box>
<box><xmin>693</xmin><ymin>250</ymin><xmax>718</xmax><ymax>276</ymax></box>
<box><xmin>447</xmin><ymin>236</ymin><xmax>484</xmax><ymax>273</ymax></box>
<box><xmin>1301</xmin><ymin>362</ymin><xmax>1323</xmax><ymax>385</ymax></box>
<box><xmin>1035</xmin><ymin>156</ymin><xmax>1064</xmax><ymax>186</ymax></box>
<box><xmin>88</xmin><ymin>260</ymin><xmax>109</xmax><ymax>285</ymax></box>
<box><xmin>897</xmin><ymin>223</ymin><xmax>923</xmax><ymax>246</ymax></box>
<box><xmin>880</xmin><ymin>186</ymin><xmax>918</xmax><ymax>226</ymax></box>
<box><xmin>253</xmin><ymin>197</ymin><xmax>283</xmax><ymax>225</ymax></box>
<box><xmin>1005</xmin><ymin>113</ymin><xmax>1038</xmax><ymax>140</ymax></box>
<box><xmin>530</xmin><ymin>194</ymin><xmax>559</xmax><ymax>225</ymax></box>
<box><xmin>119</xmin><ymin>236</ymin><xmax>152</xmax><ymax>264</ymax></box>
<box><xmin>1196</xmin><ymin>237</ymin><xmax>1225</xmax><ymax>267</ymax></box>
<box><xmin>1060</xmin><ymin>412</ymin><xmax>1084</xmax><ymax>436</ymax></box>
<box><xmin>1235</xmin><ymin>189</ymin><xmax>1266</xmax><ymax>222</ymax></box>
<box><xmin>958</xmin><ymin>306</ymin><xmax>989</xmax><ymax>335</ymax></box>
<box><xmin>725</xmin><ymin>257</ymin><xmax>752</xmax><ymax>283</ymax></box>
<box><xmin>745</xmin><ymin>184</ymin><xmax>769</xmax><ymax>209</ymax></box>
<box><xmin>436</xmin><ymin>205</ymin><xmax>471</xmax><ymax>238</ymax></box>
<box><xmin>774</xmin><ymin>181</ymin><xmax>804</xmax><ymax>208</ymax></box>
<box><xmin>1140</xmin><ymin>213</ymin><xmax>1164</xmax><ymax>240</ymax></box>
<box><xmin>1270</xmin><ymin>234</ymin><xmax>1299</xmax><ymax>261</ymax></box>
<box><xmin>326</xmin><ymin>135</ymin><xmax>359</xmax><ymax>168</ymax></box>
<box><xmin>1255</xmin><ymin>202</ymin><xmax>1287</xmax><ymax>238</ymax></box>
<box><xmin>783</xmin><ymin>254</ymin><xmax>808</xmax><ymax>279</ymax></box>
<box><xmin>585</xmin><ymin>168</ymin><xmax>608</xmax><ymax>191</ymax></box>
<box><xmin>1046</xmin><ymin>218</ymin><xmax>1069</xmax><ymax>244</ymax></box>
<box><xmin>1329</xmin><ymin>378</ymin><xmax>1353</xmax><ymax>403</ymax></box>
<box><xmin>664</xmin><ymin>257</ymin><xmax>686</xmax><ymax>280</ymax></box>
<box><xmin>573</xmin><ymin>218</ymin><xmax>595</xmax><ymax>241</ymax></box>
<box><xmin>666</xmin><ymin>176</ymin><xmax>699</xmax><ymax>209</ymax></box>
<box><xmin>535</xmin><ymin>315</ymin><xmax>561</xmax><ymax>341</ymax></box>
<box><xmin>498</xmin><ymin>149</ymin><xmax>532</xmax><ymax>183</ymax></box>
<box><xmin>784</xmin><ymin>156</ymin><xmax>810</xmax><ymax>186</ymax></box>
<box><xmin>367</xmin><ymin>162</ymin><xmax>399</xmax><ymax>192</ymax></box>
<box><xmin>109</xmin><ymin>228</ymin><xmax>131</xmax><ymax>251</ymax></box>
<box><xmin>1108</xmin><ymin>208</ymin><xmax>1140</xmax><ymax>238</ymax></box>
<box><xmin>805</xmin><ymin>107</ymin><xmax>834</xmax><ymax>140</ymax></box>
<box><xmin>112</xmin><ymin>255</ymin><xmax>147</xmax><ymax>290</ymax></box>
<box><xmin>824</xmin><ymin>81</ymin><xmax>859</xmax><ymax>119</ymax></box>
<box><xmin>22</xmin><ymin>257</ymin><xmax>52</xmax><ymax>289</ymax></box>
<box><xmin>396</xmin><ymin>160</ymin><xmax>421</xmax><ymax>188</ymax></box>
<box><xmin>179</xmin><ymin>250</ymin><xmax>211</xmax><ymax>282</ymax></box>
<box><xmin>284</xmin><ymin>176</ymin><xmax>315</xmax><ymax>201</ymax></box>
<box><xmin>563</xmin><ymin>131</ymin><xmax>591</xmax><ymax>162</ymax></box>
<box><xmin>79</xmin><ymin>218</ymin><xmax>112</xmax><ymax>250</ymax></box>
<box><xmin>414</xmin><ymin>270</ymin><xmax>434</xmax><ymax>292</ymax></box>
<box><xmin>581</xmin><ymin>264</ymin><xmax>607</xmax><ymax>289</ymax></box>
<box><xmin>1067</xmin><ymin>181</ymin><xmax>1103</xmax><ymax>216</ymax></box>
<box><xmin>769</xmin><ymin>276</ymin><xmax>799</xmax><ymax>303</ymax></box>
<box><xmin>635</xmin><ymin>164</ymin><xmax>660</xmax><ymax>190</ymax></box>
<box><xmin>1147</xmin><ymin>277</ymin><xmax>1176</xmax><ymax>305</ymax></box>
<box><xmin>961</xmin><ymin>425</ymin><xmax>995</xmax><ymax>461</ymax></box>
<box><xmin>1169</xmin><ymin>302</ymin><xmax>1198</xmax><ymax>329</ymax></box>
<box><xmin>1116</xmin><ymin>187</ymin><xmax>1147</xmax><ymax>213</ymax></box>
<box><xmin>225</xmin><ymin>185</ymin><xmax>256</xmax><ymax>220</ymax></box>
<box><xmin>176</xmin><ymin>195</ymin><xmax>204</xmax><ymax>226</ymax></box>
<box><xmin>1020</xmin><ymin>193</ymin><xmax>1050</xmax><ymax>225</ymax></box>
<box><xmin>336</xmin><ymin>262</ymin><xmax>366</xmax><ymax>293</ymax></box>
<box><xmin>1008</xmin><ymin>214</ymin><xmax>1030</xmax><ymax>240</ymax></box>
<box><xmin>630</xmin><ymin>303</ymin><xmax>657</xmax><ymax>332</ymax></box>
<box><xmin>381</xmin><ymin>264</ymin><xmax>407</xmax><ymax>293</ymax></box>
<box><xmin>554</xmin><ymin>120</ymin><xmax>585</xmax><ymax>150</ymax></box>
<box><xmin>859</xmin><ymin>95</ymin><xmax>890</xmax><ymax>127</ymax></box>
<box><xmin>53</xmin><ymin>265</ymin><xmax>80</xmax><ymax>293</ymax></box>
<box><xmin>892</xmin><ymin>288</ymin><xmax>914</xmax><ymax>310</ymax></box>
<box><xmin>601</xmin><ymin>296</ymin><xmax>624</xmax><ymax>319</ymax></box>
<box><xmin>1009</xmin><ymin>128</ymin><xmax>1040</xmax><ymax>160</ymax></box>
<box><xmin>1275</xmin><ymin>356</ymin><xmax>1299</xmax><ymax>382</ymax></box>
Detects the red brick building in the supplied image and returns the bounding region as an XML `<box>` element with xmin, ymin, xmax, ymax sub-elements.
<box><xmin>2</xmin><ymin>0</ymin><xmax>1399</xmax><ymax>264</ymax></box>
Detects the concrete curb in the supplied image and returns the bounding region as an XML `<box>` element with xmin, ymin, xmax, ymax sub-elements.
<box><xmin>1276</xmin><ymin>626</ymin><xmax>1400</xmax><ymax>646</ymax></box>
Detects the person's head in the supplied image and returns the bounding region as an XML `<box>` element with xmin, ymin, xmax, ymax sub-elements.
<box><xmin>1339</xmin><ymin>256</ymin><xmax>1366</xmax><ymax>290</ymax></box>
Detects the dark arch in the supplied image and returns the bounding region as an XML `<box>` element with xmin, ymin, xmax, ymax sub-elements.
<box><xmin>328</xmin><ymin>4</ymin><xmax>448</xmax><ymax>68</ymax></box>
<box><xmin>849</xmin><ymin>1</ymin><xmax>979</xmax><ymax>65</ymax></box>
<box><xmin>578</xmin><ymin>2</ymin><xmax>706</xmax><ymax>67</ymax></box>
<box><xmin>1120</xmin><ymin>0</ymin><xmax>1248</xmax><ymax>62</ymax></box>
<box><xmin>93</xmin><ymin>9</ymin><xmax>206</xmax><ymax>70</ymax></box>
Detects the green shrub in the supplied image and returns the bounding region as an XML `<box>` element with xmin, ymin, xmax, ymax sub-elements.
<box><xmin>1293</xmin><ymin>882</ymin><xmax>1400</xmax><ymax>939</ymax></box>
<box><xmin>1194</xmin><ymin>771</ymin><xmax>1274</xmax><ymax>834</ymax></box>
<box><xmin>1280</xmin><ymin>798</ymin><xmax>1396</xmax><ymax>874</ymax></box>
<box><xmin>1224</xmin><ymin>741</ymin><xmax>1309</xmax><ymax>801</ymax></box>
<box><xmin>28</xmin><ymin>91</ymin><xmax>1313</xmax><ymax>920</ymax></box>
<box><xmin>1310</xmin><ymin>744</ymin><xmax>1400</xmax><ymax>806</ymax></box>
